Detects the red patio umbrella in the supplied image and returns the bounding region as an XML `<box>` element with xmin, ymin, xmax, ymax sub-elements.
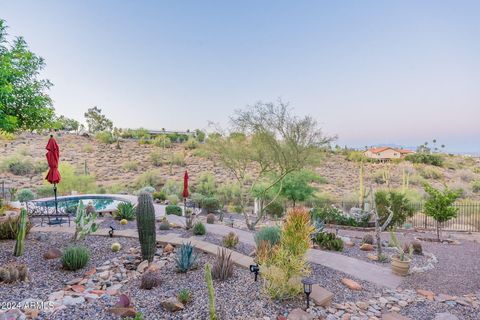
<box><xmin>45</xmin><ymin>135</ymin><xmax>61</xmax><ymax>218</ymax></box>
<box><xmin>182</xmin><ymin>170</ymin><xmax>189</xmax><ymax>199</ymax></box>
<box><xmin>182</xmin><ymin>170</ymin><xmax>189</xmax><ymax>216</ymax></box>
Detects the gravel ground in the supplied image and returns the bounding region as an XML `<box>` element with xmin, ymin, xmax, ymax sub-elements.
<box><xmin>98</xmin><ymin>218</ymin><xmax>137</xmax><ymax>231</ymax></box>
<box><xmin>0</xmin><ymin>232</ymin><xmax>139</xmax><ymax>305</ymax></box>
<box><xmin>334</xmin><ymin>228</ymin><xmax>480</xmax><ymax>295</ymax></box>
<box><xmin>46</xmin><ymin>253</ymin><xmax>303</xmax><ymax>320</ymax></box>
<box><xmin>400</xmin><ymin>300</ymin><xmax>479</xmax><ymax>320</ymax></box>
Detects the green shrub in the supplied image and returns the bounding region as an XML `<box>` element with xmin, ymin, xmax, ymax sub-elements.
<box><xmin>178</xmin><ymin>289</ymin><xmax>191</xmax><ymax>304</ymax></box>
<box><xmin>17</xmin><ymin>189</ymin><xmax>36</xmax><ymax>202</ymax></box>
<box><xmin>184</xmin><ymin>137</ymin><xmax>198</xmax><ymax>150</ymax></box>
<box><xmin>135</xmin><ymin>170</ymin><xmax>164</xmax><ymax>189</ymax></box>
<box><xmin>165</xmin><ymin>205</ymin><xmax>182</xmax><ymax>216</ymax></box>
<box><xmin>36</xmin><ymin>185</ymin><xmax>54</xmax><ymax>198</ymax></box>
<box><xmin>417</xmin><ymin>166</ymin><xmax>443</xmax><ymax>180</ymax></box>
<box><xmin>375</xmin><ymin>190</ymin><xmax>414</xmax><ymax>227</ymax></box>
<box><xmin>171</xmin><ymin>152</ymin><xmax>186</xmax><ymax>166</ymax></box>
<box><xmin>153</xmin><ymin>135</ymin><xmax>172</xmax><ymax>148</ymax></box>
<box><xmin>122</xmin><ymin>161</ymin><xmax>139</xmax><ymax>172</ymax></box>
<box><xmin>161</xmin><ymin>180</ymin><xmax>183</xmax><ymax>197</ymax></box>
<box><xmin>265</xmin><ymin>201</ymin><xmax>284</xmax><ymax>218</ymax></box>
<box><xmin>471</xmin><ymin>180</ymin><xmax>480</xmax><ymax>193</ymax></box>
<box><xmin>95</xmin><ymin>131</ymin><xmax>115</xmax><ymax>144</ymax></box>
<box><xmin>166</xmin><ymin>194</ymin><xmax>180</xmax><ymax>205</ymax></box>
<box><xmin>193</xmin><ymin>173</ymin><xmax>217</xmax><ymax>197</ymax></box>
<box><xmin>201</xmin><ymin>197</ymin><xmax>220</xmax><ymax>213</ymax></box>
<box><xmin>150</xmin><ymin>150</ymin><xmax>164</xmax><ymax>166</ymax></box>
<box><xmin>175</xmin><ymin>242</ymin><xmax>198</xmax><ymax>273</ymax></box>
<box><xmin>311</xmin><ymin>205</ymin><xmax>369</xmax><ymax>227</ymax></box>
<box><xmin>53</xmin><ymin>163</ymin><xmax>97</xmax><ymax>195</ymax></box>
<box><xmin>222</xmin><ymin>232</ymin><xmax>239</xmax><ymax>249</ymax></box>
<box><xmin>0</xmin><ymin>216</ymin><xmax>32</xmax><ymax>240</ymax></box>
<box><xmin>62</xmin><ymin>246</ymin><xmax>90</xmax><ymax>271</ymax></box>
<box><xmin>193</xmin><ymin>222</ymin><xmax>206</xmax><ymax>235</ymax></box>
<box><xmin>406</xmin><ymin>153</ymin><xmax>443</xmax><ymax>166</ymax></box>
<box><xmin>5</xmin><ymin>157</ymin><xmax>34</xmax><ymax>175</ymax></box>
<box><xmin>152</xmin><ymin>191</ymin><xmax>166</xmax><ymax>201</ymax></box>
<box><xmin>313</xmin><ymin>232</ymin><xmax>344</xmax><ymax>251</ymax></box>
<box><xmin>116</xmin><ymin>202</ymin><xmax>136</xmax><ymax>221</ymax></box>
<box><xmin>254</xmin><ymin>226</ymin><xmax>281</xmax><ymax>248</ymax></box>
<box><xmin>362</xmin><ymin>233</ymin><xmax>374</xmax><ymax>245</ymax></box>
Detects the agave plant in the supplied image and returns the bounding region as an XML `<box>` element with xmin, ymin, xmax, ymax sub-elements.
<box><xmin>389</xmin><ymin>231</ymin><xmax>413</xmax><ymax>261</ymax></box>
<box><xmin>174</xmin><ymin>242</ymin><xmax>198</xmax><ymax>273</ymax></box>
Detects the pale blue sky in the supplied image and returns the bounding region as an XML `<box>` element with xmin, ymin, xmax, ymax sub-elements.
<box><xmin>2</xmin><ymin>1</ymin><xmax>479</xmax><ymax>153</ymax></box>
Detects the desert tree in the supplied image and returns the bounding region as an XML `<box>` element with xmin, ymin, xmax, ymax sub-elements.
<box><xmin>84</xmin><ymin>106</ymin><xmax>113</xmax><ymax>133</ymax></box>
<box><xmin>423</xmin><ymin>183</ymin><xmax>459</xmax><ymax>241</ymax></box>
<box><xmin>207</xmin><ymin>100</ymin><xmax>334</xmax><ymax>230</ymax></box>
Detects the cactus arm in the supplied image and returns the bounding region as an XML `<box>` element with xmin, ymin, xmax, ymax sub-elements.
<box><xmin>14</xmin><ymin>209</ymin><xmax>27</xmax><ymax>256</ymax></box>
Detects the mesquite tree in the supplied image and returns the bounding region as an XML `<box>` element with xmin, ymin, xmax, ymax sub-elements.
<box><xmin>424</xmin><ymin>183</ymin><xmax>459</xmax><ymax>241</ymax></box>
<box><xmin>207</xmin><ymin>100</ymin><xmax>334</xmax><ymax>230</ymax></box>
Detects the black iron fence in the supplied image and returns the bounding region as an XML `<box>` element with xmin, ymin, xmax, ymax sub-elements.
<box><xmin>317</xmin><ymin>201</ymin><xmax>480</xmax><ymax>232</ymax></box>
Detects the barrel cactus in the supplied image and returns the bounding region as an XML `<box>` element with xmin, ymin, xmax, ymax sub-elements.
<box><xmin>136</xmin><ymin>192</ymin><xmax>157</xmax><ymax>262</ymax></box>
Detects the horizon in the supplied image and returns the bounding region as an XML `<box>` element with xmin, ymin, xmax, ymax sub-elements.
<box><xmin>2</xmin><ymin>1</ymin><xmax>479</xmax><ymax>153</ymax></box>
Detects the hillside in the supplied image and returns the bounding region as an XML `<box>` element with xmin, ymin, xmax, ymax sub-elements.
<box><xmin>1</xmin><ymin>133</ymin><xmax>479</xmax><ymax>202</ymax></box>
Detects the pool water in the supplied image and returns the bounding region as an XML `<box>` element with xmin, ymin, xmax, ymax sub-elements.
<box><xmin>34</xmin><ymin>196</ymin><xmax>128</xmax><ymax>214</ymax></box>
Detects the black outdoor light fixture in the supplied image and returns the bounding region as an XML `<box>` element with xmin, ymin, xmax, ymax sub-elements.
<box><xmin>302</xmin><ymin>277</ymin><xmax>315</xmax><ymax>309</ymax></box>
<box><xmin>249</xmin><ymin>264</ymin><xmax>260</xmax><ymax>281</ymax></box>
<box><xmin>109</xmin><ymin>225</ymin><xmax>116</xmax><ymax>238</ymax></box>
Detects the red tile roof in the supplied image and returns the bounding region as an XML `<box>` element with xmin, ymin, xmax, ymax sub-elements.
<box><xmin>366</xmin><ymin>147</ymin><xmax>414</xmax><ymax>154</ymax></box>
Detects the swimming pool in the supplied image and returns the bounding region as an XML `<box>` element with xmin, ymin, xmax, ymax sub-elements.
<box><xmin>32</xmin><ymin>195</ymin><xmax>129</xmax><ymax>214</ymax></box>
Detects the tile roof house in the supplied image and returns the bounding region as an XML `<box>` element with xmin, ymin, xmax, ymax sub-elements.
<box><xmin>363</xmin><ymin>147</ymin><xmax>414</xmax><ymax>161</ymax></box>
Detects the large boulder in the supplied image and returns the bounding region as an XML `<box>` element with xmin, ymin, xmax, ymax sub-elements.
<box><xmin>310</xmin><ymin>284</ymin><xmax>333</xmax><ymax>306</ymax></box>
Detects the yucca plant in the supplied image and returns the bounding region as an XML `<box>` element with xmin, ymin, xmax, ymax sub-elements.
<box><xmin>116</xmin><ymin>202</ymin><xmax>136</xmax><ymax>221</ymax></box>
<box><xmin>389</xmin><ymin>231</ymin><xmax>413</xmax><ymax>261</ymax></box>
<box><xmin>62</xmin><ymin>246</ymin><xmax>90</xmax><ymax>271</ymax></box>
<box><xmin>212</xmin><ymin>248</ymin><xmax>234</xmax><ymax>281</ymax></box>
<box><xmin>174</xmin><ymin>242</ymin><xmax>198</xmax><ymax>273</ymax></box>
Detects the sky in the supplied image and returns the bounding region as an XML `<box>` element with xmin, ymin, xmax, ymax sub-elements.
<box><xmin>2</xmin><ymin>1</ymin><xmax>479</xmax><ymax>153</ymax></box>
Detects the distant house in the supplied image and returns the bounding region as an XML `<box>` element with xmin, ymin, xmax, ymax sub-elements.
<box><xmin>364</xmin><ymin>147</ymin><xmax>414</xmax><ymax>161</ymax></box>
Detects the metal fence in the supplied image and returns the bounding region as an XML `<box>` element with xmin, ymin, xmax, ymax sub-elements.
<box><xmin>328</xmin><ymin>201</ymin><xmax>480</xmax><ymax>232</ymax></box>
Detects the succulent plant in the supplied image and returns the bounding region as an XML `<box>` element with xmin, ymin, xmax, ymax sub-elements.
<box><xmin>159</xmin><ymin>217</ymin><xmax>170</xmax><ymax>230</ymax></box>
<box><xmin>13</xmin><ymin>208</ymin><xmax>27</xmax><ymax>256</ymax></box>
<box><xmin>222</xmin><ymin>232</ymin><xmax>239</xmax><ymax>249</ymax></box>
<box><xmin>175</xmin><ymin>242</ymin><xmax>198</xmax><ymax>273</ymax></box>
<box><xmin>206</xmin><ymin>213</ymin><xmax>215</xmax><ymax>224</ymax></box>
<box><xmin>62</xmin><ymin>246</ymin><xmax>90</xmax><ymax>271</ymax></box>
<box><xmin>73</xmin><ymin>201</ymin><xmax>98</xmax><ymax>241</ymax></box>
<box><xmin>211</xmin><ymin>248</ymin><xmax>234</xmax><ymax>281</ymax></box>
<box><xmin>362</xmin><ymin>233</ymin><xmax>374</xmax><ymax>245</ymax></box>
<box><xmin>111</xmin><ymin>242</ymin><xmax>122</xmax><ymax>252</ymax></box>
<box><xmin>140</xmin><ymin>271</ymin><xmax>161</xmax><ymax>290</ymax></box>
<box><xmin>120</xmin><ymin>219</ymin><xmax>128</xmax><ymax>225</ymax></box>
<box><xmin>136</xmin><ymin>192</ymin><xmax>157</xmax><ymax>262</ymax></box>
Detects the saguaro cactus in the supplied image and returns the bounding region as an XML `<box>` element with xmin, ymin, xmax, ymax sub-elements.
<box><xmin>13</xmin><ymin>209</ymin><xmax>27</xmax><ymax>256</ymax></box>
<box><xmin>136</xmin><ymin>192</ymin><xmax>156</xmax><ymax>262</ymax></box>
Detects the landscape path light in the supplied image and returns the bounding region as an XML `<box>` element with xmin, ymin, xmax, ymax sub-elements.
<box><xmin>301</xmin><ymin>277</ymin><xmax>315</xmax><ymax>309</ymax></box>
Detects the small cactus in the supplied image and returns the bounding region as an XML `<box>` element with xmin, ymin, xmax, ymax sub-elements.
<box><xmin>111</xmin><ymin>242</ymin><xmax>122</xmax><ymax>252</ymax></box>
<box><xmin>362</xmin><ymin>233</ymin><xmax>374</xmax><ymax>245</ymax></box>
<box><xmin>14</xmin><ymin>209</ymin><xmax>27</xmax><ymax>256</ymax></box>
<box><xmin>159</xmin><ymin>218</ymin><xmax>170</xmax><ymax>230</ymax></box>
<box><xmin>206</xmin><ymin>213</ymin><xmax>215</xmax><ymax>224</ymax></box>
<box><xmin>136</xmin><ymin>192</ymin><xmax>157</xmax><ymax>262</ymax></box>
<box><xmin>140</xmin><ymin>271</ymin><xmax>161</xmax><ymax>290</ymax></box>
<box><xmin>120</xmin><ymin>219</ymin><xmax>128</xmax><ymax>225</ymax></box>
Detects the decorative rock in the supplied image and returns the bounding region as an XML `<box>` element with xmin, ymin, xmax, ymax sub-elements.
<box><xmin>137</xmin><ymin>260</ymin><xmax>149</xmax><ymax>273</ymax></box>
<box><xmin>108</xmin><ymin>307</ymin><xmax>137</xmax><ymax>317</ymax></box>
<box><xmin>341</xmin><ymin>278</ymin><xmax>362</xmax><ymax>291</ymax></box>
<box><xmin>84</xmin><ymin>268</ymin><xmax>97</xmax><ymax>276</ymax></box>
<box><xmin>43</xmin><ymin>248</ymin><xmax>62</xmax><ymax>260</ymax></box>
<box><xmin>287</xmin><ymin>308</ymin><xmax>314</xmax><ymax>320</ymax></box>
<box><xmin>62</xmin><ymin>296</ymin><xmax>85</xmax><ymax>306</ymax></box>
<box><xmin>344</xmin><ymin>241</ymin><xmax>355</xmax><ymax>247</ymax></box>
<box><xmin>161</xmin><ymin>297</ymin><xmax>185</xmax><ymax>312</ymax></box>
<box><xmin>355</xmin><ymin>301</ymin><xmax>368</xmax><ymax>310</ymax></box>
<box><xmin>382</xmin><ymin>312</ymin><xmax>410</xmax><ymax>320</ymax></box>
<box><xmin>310</xmin><ymin>284</ymin><xmax>333</xmax><ymax>307</ymax></box>
<box><xmin>434</xmin><ymin>313</ymin><xmax>459</xmax><ymax>320</ymax></box>
<box><xmin>48</xmin><ymin>290</ymin><xmax>65</xmax><ymax>301</ymax></box>
<box><xmin>416</xmin><ymin>289</ymin><xmax>435</xmax><ymax>300</ymax></box>
<box><xmin>97</xmin><ymin>271</ymin><xmax>110</xmax><ymax>280</ymax></box>
<box><xmin>71</xmin><ymin>285</ymin><xmax>86</xmax><ymax>293</ymax></box>
<box><xmin>0</xmin><ymin>308</ymin><xmax>26</xmax><ymax>320</ymax></box>
<box><xmin>360</xmin><ymin>243</ymin><xmax>374</xmax><ymax>251</ymax></box>
<box><xmin>367</xmin><ymin>254</ymin><xmax>378</xmax><ymax>261</ymax></box>
<box><xmin>66</xmin><ymin>278</ymin><xmax>84</xmax><ymax>285</ymax></box>
<box><xmin>164</xmin><ymin>243</ymin><xmax>174</xmax><ymax>254</ymax></box>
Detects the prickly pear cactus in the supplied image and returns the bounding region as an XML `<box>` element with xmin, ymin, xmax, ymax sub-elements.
<box><xmin>73</xmin><ymin>201</ymin><xmax>98</xmax><ymax>241</ymax></box>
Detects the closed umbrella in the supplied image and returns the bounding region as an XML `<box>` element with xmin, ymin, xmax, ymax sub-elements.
<box><xmin>182</xmin><ymin>170</ymin><xmax>189</xmax><ymax>215</ymax></box>
<box><xmin>45</xmin><ymin>135</ymin><xmax>61</xmax><ymax>223</ymax></box>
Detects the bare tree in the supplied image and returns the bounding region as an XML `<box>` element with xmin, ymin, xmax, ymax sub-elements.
<box><xmin>207</xmin><ymin>100</ymin><xmax>334</xmax><ymax>230</ymax></box>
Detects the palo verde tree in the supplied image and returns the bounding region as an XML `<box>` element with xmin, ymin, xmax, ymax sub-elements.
<box><xmin>207</xmin><ymin>100</ymin><xmax>334</xmax><ymax>230</ymax></box>
<box><xmin>84</xmin><ymin>106</ymin><xmax>113</xmax><ymax>133</ymax></box>
<box><xmin>275</xmin><ymin>169</ymin><xmax>323</xmax><ymax>207</ymax></box>
<box><xmin>0</xmin><ymin>19</ymin><xmax>55</xmax><ymax>132</ymax></box>
<box><xmin>423</xmin><ymin>183</ymin><xmax>459</xmax><ymax>241</ymax></box>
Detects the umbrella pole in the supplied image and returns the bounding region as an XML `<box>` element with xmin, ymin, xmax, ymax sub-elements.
<box><xmin>54</xmin><ymin>183</ymin><xmax>58</xmax><ymax>215</ymax></box>
<box><xmin>183</xmin><ymin>198</ymin><xmax>186</xmax><ymax>217</ymax></box>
